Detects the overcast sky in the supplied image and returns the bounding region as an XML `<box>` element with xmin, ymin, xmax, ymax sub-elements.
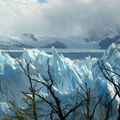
<box><xmin>0</xmin><ymin>0</ymin><xmax>120</xmax><ymax>37</ymax></box>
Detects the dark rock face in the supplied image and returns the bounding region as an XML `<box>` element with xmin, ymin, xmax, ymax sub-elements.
<box><xmin>23</xmin><ymin>33</ymin><xmax>38</xmax><ymax>41</ymax></box>
<box><xmin>99</xmin><ymin>35</ymin><xmax>120</xmax><ymax>49</ymax></box>
<box><xmin>43</xmin><ymin>41</ymin><xmax>67</xmax><ymax>48</ymax></box>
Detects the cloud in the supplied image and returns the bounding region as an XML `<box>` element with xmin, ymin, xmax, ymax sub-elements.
<box><xmin>0</xmin><ymin>0</ymin><xmax>120</xmax><ymax>38</ymax></box>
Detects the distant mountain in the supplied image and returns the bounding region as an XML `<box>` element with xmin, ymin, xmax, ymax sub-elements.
<box><xmin>42</xmin><ymin>41</ymin><xmax>66</xmax><ymax>48</ymax></box>
<box><xmin>0</xmin><ymin>34</ymin><xmax>99</xmax><ymax>49</ymax></box>
<box><xmin>23</xmin><ymin>33</ymin><xmax>38</xmax><ymax>41</ymax></box>
<box><xmin>1</xmin><ymin>25</ymin><xmax>120</xmax><ymax>49</ymax></box>
<box><xmin>99</xmin><ymin>35</ymin><xmax>120</xmax><ymax>49</ymax></box>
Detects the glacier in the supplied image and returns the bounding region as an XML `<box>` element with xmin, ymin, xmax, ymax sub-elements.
<box><xmin>0</xmin><ymin>43</ymin><xmax>120</xmax><ymax>119</ymax></box>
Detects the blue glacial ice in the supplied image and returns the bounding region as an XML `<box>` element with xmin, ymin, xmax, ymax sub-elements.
<box><xmin>0</xmin><ymin>43</ymin><xmax>119</xmax><ymax>119</ymax></box>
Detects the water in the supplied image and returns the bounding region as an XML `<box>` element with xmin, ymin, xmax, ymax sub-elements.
<box><xmin>0</xmin><ymin>49</ymin><xmax>105</xmax><ymax>59</ymax></box>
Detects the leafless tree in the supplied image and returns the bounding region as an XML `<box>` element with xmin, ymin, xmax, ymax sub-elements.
<box><xmin>17</xmin><ymin>58</ymin><xmax>102</xmax><ymax>120</ymax></box>
<box><xmin>98</xmin><ymin>60</ymin><xmax>120</xmax><ymax>120</ymax></box>
<box><xmin>6</xmin><ymin>57</ymin><xmax>86</xmax><ymax>120</ymax></box>
<box><xmin>4</xmin><ymin>54</ymin><xmax>118</xmax><ymax>120</ymax></box>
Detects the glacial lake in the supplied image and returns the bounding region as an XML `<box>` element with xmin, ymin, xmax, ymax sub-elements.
<box><xmin>0</xmin><ymin>49</ymin><xmax>105</xmax><ymax>59</ymax></box>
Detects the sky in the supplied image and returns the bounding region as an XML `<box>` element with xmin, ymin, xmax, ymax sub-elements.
<box><xmin>0</xmin><ymin>0</ymin><xmax>120</xmax><ymax>38</ymax></box>
<box><xmin>37</xmin><ymin>0</ymin><xmax>48</xmax><ymax>3</ymax></box>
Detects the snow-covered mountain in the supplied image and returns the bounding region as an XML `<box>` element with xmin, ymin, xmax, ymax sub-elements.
<box><xmin>99</xmin><ymin>34</ymin><xmax>120</xmax><ymax>48</ymax></box>
<box><xmin>0</xmin><ymin>34</ymin><xmax>99</xmax><ymax>49</ymax></box>
<box><xmin>1</xmin><ymin>33</ymin><xmax>120</xmax><ymax>49</ymax></box>
<box><xmin>96</xmin><ymin>27</ymin><xmax>120</xmax><ymax>48</ymax></box>
<box><xmin>0</xmin><ymin>43</ymin><xmax>119</xmax><ymax>119</ymax></box>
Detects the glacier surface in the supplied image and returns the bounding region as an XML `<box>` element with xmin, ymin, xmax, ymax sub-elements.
<box><xmin>0</xmin><ymin>43</ymin><xmax>119</xmax><ymax>119</ymax></box>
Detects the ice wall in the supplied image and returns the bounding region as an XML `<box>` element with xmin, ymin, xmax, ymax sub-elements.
<box><xmin>0</xmin><ymin>43</ymin><xmax>119</xmax><ymax>119</ymax></box>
